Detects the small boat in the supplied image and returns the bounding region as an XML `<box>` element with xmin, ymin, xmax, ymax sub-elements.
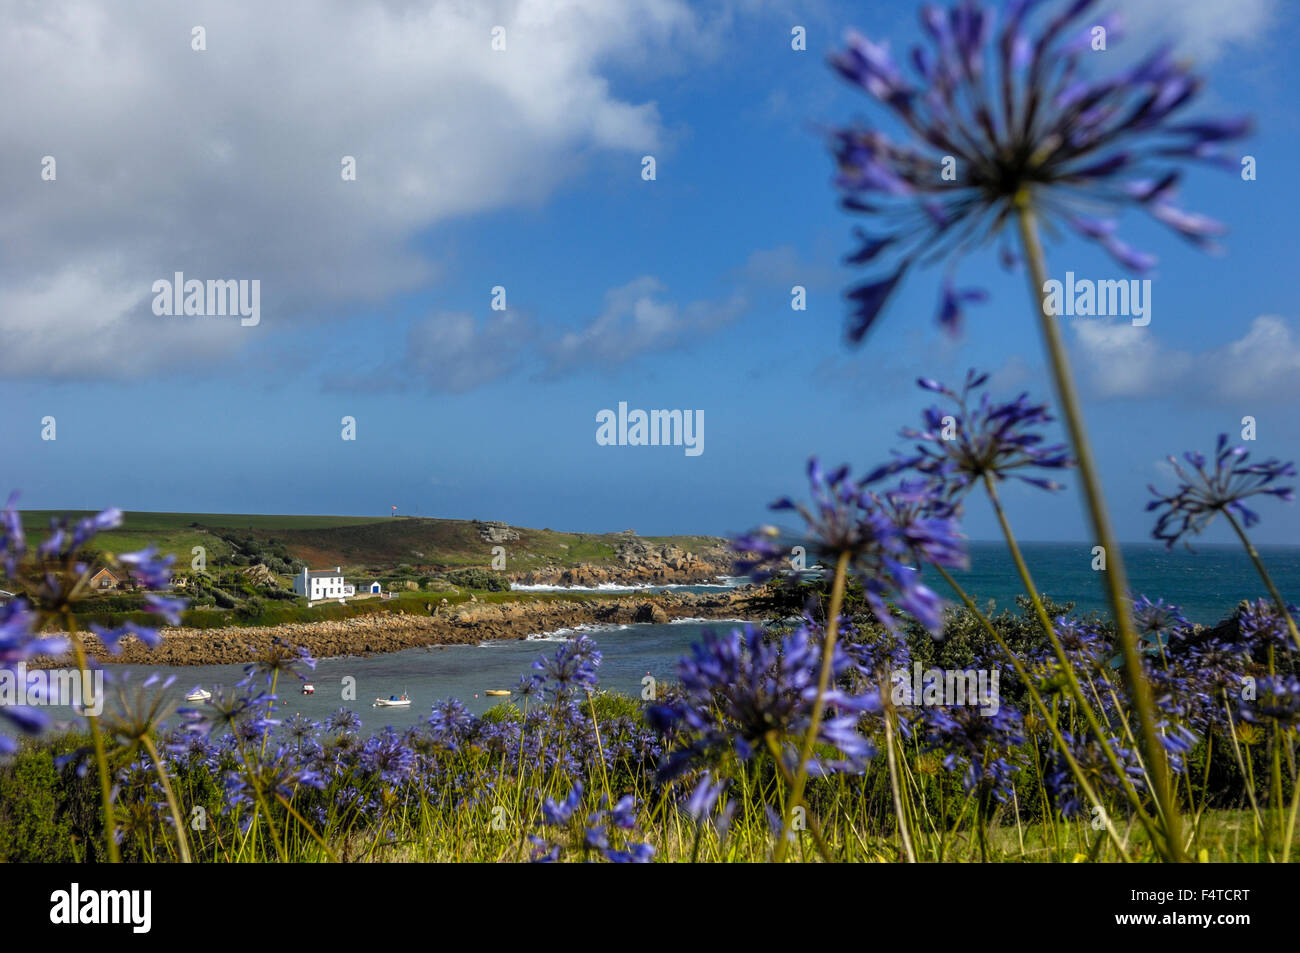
<box><xmin>373</xmin><ymin>693</ymin><xmax>411</xmax><ymax>708</ymax></box>
<box><xmin>484</xmin><ymin>689</ymin><xmax>511</xmax><ymax>697</ymax></box>
<box><xmin>185</xmin><ymin>687</ymin><xmax>212</xmax><ymax>703</ymax></box>
<box><xmin>301</xmin><ymin>683</ymin><xmax>315</xmax><ymax>695</ymax></box>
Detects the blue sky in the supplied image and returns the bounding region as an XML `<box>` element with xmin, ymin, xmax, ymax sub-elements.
<box><xmin>2</xmin><ymin>0</ymin><xmax>1298</xmax><ymax>544</ymax></box>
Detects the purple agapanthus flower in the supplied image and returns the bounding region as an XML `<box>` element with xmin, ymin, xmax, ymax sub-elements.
<box><xmin>829</xmin><ymin>0</ymin><xmax>1250</xmax><ymax>340</ymax></box>
<box><xmin>1147</xmin><ymin>435</ymin><xmax>1295</xmax><ymax>548</ymax></box>
<box><xmin>89</xmin><ymin>620</ymin><xmax>163</xmax><ymax>654</ymax></box>
<box><xmin>0</xmin><ymin>492</ymin><xmax>26</xmax><ymax>578</ymax></box>
<box><xmin>648</xmin><ymin>623</ymin><xmax>875</xmax><ymax>781</ymax></box>
<box><xmin>867</xmin><ymin>371</ymin><xmax>1072</xmax><ymax>500</ymax></box>
<box><xmin>117</xmin><ymin>547</ymin><xmax>175</xmax><ymax>591</ymax></box>
<box><xmin>531</xmin><ymin>634</ymin><xmax>602</xmax><ymax>700</ymax></box>
<box><xmin>923</xmin><ymin>703</ymin><xmax>1024</xmax><ymax>800</ymax></box>
<box><xmin>1131</xmin><ymin>595</ymin><xmax>1189</xmax><ymax>649</ymax></box>
<box><xmin>735</xmin><ymin>458</ymin><xmax>966</xmax><ymax>634</ymax></box>
<box><xmin>1241</xmin><ymin>675</ymin><xmax>1300</xmax><ymax>729</ymax></box>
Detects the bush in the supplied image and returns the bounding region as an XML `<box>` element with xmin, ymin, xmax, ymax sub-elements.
<box><xmin>441</xmin><ymin>568</ymin><xmax>510</xmax><ymax>592</ymax></box>
<box><xmin>235</xmin><ymin>597</ymin><xmax>264</xmax><ymax>621</ymax></box>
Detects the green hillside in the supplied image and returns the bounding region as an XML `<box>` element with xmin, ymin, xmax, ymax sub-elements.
<box><xmin>17</xmin><ymin>510</ymin><xmax>727</xmax><ymax>573</ymax></box>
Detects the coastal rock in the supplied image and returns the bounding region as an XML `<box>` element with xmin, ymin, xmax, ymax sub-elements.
<box><xmin>37</xmin><ymin>586</ymin><xmax>766</xmax><ymax>667</ymax></box>
<box><xmin>633</xmin><ymin>601</ymin><xmax>670</xmax><ymax>624</ymax></box>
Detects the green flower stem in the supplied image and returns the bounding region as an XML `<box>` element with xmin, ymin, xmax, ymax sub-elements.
<box><xmin>883</xmin><ymin>708</ymin><xmax>917</xmax><ymax>862</ymax></box>
<box><xmin>774</xmin><ymin>549</ymin><xmax>850</xmax><ymax>863</ymax></box>
<box><xmin>141</xmin><ymin>733</ymin><xmax>192</xmax><ymax>863</ymax></box>
<box><xmin>64</xmin><ymin>612</ymin><xmax>120</xmax><ymax>863</ymax></box>
<box><xmin>1224</xmin><ymin>508</ymin><xmax>1300</xmax><ymax>653</ymax></box>
<box><xmin>1014</xmin><ymin>195</ymin><xmax>1185</xmax><ymax>863</ymax></box>
<box><xmin>981</xmin><ymin>472</ymin><xmax>1162</xmax><ymax>842</ymax></box>
<box><xmin>932</xmin><ymin>562</ymin><xmax>1133</xmax><ymax>861</ymax></box>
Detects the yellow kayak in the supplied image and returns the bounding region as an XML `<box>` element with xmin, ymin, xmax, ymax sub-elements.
<box><xmin>484</xmin><ymin>690</ymin><xmax>511</xmax><ymax>696</ymax></box>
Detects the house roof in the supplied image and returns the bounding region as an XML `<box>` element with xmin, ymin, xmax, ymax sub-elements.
<box><xmin>90</xmin><ymin>567</ymin><xmax>121</xmax><ymax>581</ymax></box>
<box><xmin>304</xmin><ymin>570</ymin><xmax>344</xmax><ymax>579</ymax></box>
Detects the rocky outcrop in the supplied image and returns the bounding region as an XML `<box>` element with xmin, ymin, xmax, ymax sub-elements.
<box><xmin>39</xmin><ymin>587</ymin><xmax>764</xmax><ymax>666</ymax></box>
<box><xmin>476</xmin><ymin>520</ymin><xmax>520</xmax><ymax>544</ymax></box>
<box><xmin>511</xmin><ymin>535</ymin><xmax>736</xmax><ymax>587</ymax></box>
<box><xmin>237</xmin><ymin>564</ymin><xmax>280</xmax><ymax>587</ymax></box>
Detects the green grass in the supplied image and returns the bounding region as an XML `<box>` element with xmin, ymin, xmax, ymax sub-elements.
<box><xmin>17</xmin><ymin>510</ymin><xmax>730</xmax><ymax>574</ymax></box>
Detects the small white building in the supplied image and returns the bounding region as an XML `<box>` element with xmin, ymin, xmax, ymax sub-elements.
<box><xmin>367</xmin><ymin>581</ymin><xmax>382</xmax><ymax>594</ymax></box>
<box><xmin>293</xmin><ymin>567</ymin><xmax>355</xmax><ymax>601</ymax></box>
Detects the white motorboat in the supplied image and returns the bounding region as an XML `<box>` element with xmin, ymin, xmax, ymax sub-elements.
<box><xmin>373</xmin><ymin>693</ymin><xmax>411</xmax><ymax>708</ymax></box>
<box><xmin>185</xmin><ymin>687</ymin><xmax>212</xmax><ymax>703</ymax></box>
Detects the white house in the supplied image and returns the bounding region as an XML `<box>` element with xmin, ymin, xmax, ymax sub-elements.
<box><xmin>367</xmin><ymin>581</ymin><xmax>382</xmax><ymax>594</ymax></box>
<box><xmin>293</xmin><ymin>567</ymin><xmax>355</xmax><ymax>601</ymax></box>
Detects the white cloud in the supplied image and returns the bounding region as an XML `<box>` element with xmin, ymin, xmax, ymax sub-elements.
<box><xmin>0</xmin><ymin>0</ymin><xmax>707</xmax><ymax>378</ymax></box>
<box><xmin>1074</xmin><ymin>314</ymin><xmax>1300</xmax><ymax>404</ymax></box>
<box><xmin>542</xmin><ymin>276</ymin><xmax>747</xmax><ymax>375</ymax></box>
<box><xmin>1073</xmin><ymin>319</ymin><xmax>1193</xmax><ymax>399</ymax></box>
<box><xmin>1212</xmin><ymin>315</ymin><xmax>1300</xmax><ymax>401</ymax></box>
<box><xmin>1118</xmin><ymin>0</ymin><xmax>1278</xmax><ymax>61</ymax></box>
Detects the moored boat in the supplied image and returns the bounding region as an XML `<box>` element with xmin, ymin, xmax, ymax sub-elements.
<box><xmin>185</xmin><ymin>687</ymin><xmax>212</xmax><ymax>703</ymax></box>
<box><xmin>373</xmin><ymin>693</ymin><xmax>411</xmax><ymax>708</ymax></box>
<box><xmin>484</xmin><ymin>689</ymin><xmax>511</xmax><ymax>696</ymax></box>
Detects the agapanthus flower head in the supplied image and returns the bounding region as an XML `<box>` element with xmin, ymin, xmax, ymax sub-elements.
<box><xmin>325</xmin><ymin>707</ymin><xmax>362</xmax><ymax>735</ymax></box>
<box><xmin>239</xmin><ymin>636</ymin><xmax>316</xmax><ymax>689</ymax></box>
<box><xmin>180</xmin><ymin>684</ymin><xmax>276</xmax><ymax>738</ymax></box>
<box><xmin>1147</xmin><ymin>435</ymin><xmax>1295</xmax><ymax>548</ymax></box>
<box><xmin>923</xmin><ymin>702</ymin><xmax>1024</xmax><ymax>799</ymax></box>
<box><xmin>1237</xmin><ymin>599</ymin><xmax>1298</xmax><ymax>657</ymax></box>
<box><xmin>735</xmin><ymin>458</ymin><xmax>966</xmax><ymax>634</ymax></box>
<box><xmin>1045</xmin><ymin>729</ymin><xmax>1145</xmax><ymax>818</ymax></box>
<box><xmin>427</xmin><ymin>697</ymin><xmax>476</xmax><ymax>749</ymax></box>
<box><xmin>648</xmin><ymin>623</ymin><xmax>874</xmax><ymax>781</ymax></box>
<box><xmin>867</xmin><ymin>371</ymin><xmax>1071</xmax><ymax>497</ymax></box>
<box><xmin>829</xmin><ymin>0</ymin><xmax>1250</xmax><ymax>340</ymax></box>
<box><xmin>1131</xmin><ymin>595</ymin><xmax>1189</xmax><ymax>646</ymax></box>
<box><xmin>360</xmin><ymin>726</ymin><xmax>417</xmax><ymax>785</ymax></box>
<box><xmin>1241</xmin><ymin>675</ymin><xmax>1300</xmax><ymax>729</ymax></box>
<box><xmin>531</xmin><ymin>634</ymin><xmax>602</xmax><ymax>699</ymax></box>
<box><xmin>99</xmin><ymin>670</ymin><xmax>181</xmax><ymax>759</ymax></box>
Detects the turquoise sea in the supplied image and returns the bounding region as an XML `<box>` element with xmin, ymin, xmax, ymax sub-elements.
<box><xmin>940</xmin><ymin>541</ymin><xmax>1300</xmax><ymax>624</ymax></box>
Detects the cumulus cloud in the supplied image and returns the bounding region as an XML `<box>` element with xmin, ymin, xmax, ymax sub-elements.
<box><xmin>0</xmin><ymin>0</ymin><xmax>706</xmax><ymax>378</ymax></box>
<box><xmin>541</xmin><ymin>276</ymin><xmax>747</xmax><ymax>376</ymax></box>
<box><xmin>1074</xmin><ymin>314</ymin><xmax>1300</xmax><ymax>404</ymax></box>
<box><xmin>1073</xmin><ymin>319</ymin><xmax>1193</xmax><ymax>399</ymax></box>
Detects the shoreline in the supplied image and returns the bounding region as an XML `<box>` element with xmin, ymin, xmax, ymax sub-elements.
<box><xmin>40</xmin><ymin>587</ymin><xmax>766</xmax><ymax>667</ymax></box>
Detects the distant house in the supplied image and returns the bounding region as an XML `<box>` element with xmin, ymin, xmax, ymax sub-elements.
<box><xmin>90</xmin><ymin>568</ymin><xmax>122</xmax><ymax>591</ymax></box>
<box><xmin>0</xmin><ymin>590</ymin><xmax>13</xmax><ymax>606</ymax></box>
<box><xmin>292</xmin><ymin>567</ymin><xmax>355</xmax><ymax>601</ymax></box>
<box><xmin>367</xmin><ymin>581</ymin><xmax>382</xmax><ymax>594</ymax></box>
